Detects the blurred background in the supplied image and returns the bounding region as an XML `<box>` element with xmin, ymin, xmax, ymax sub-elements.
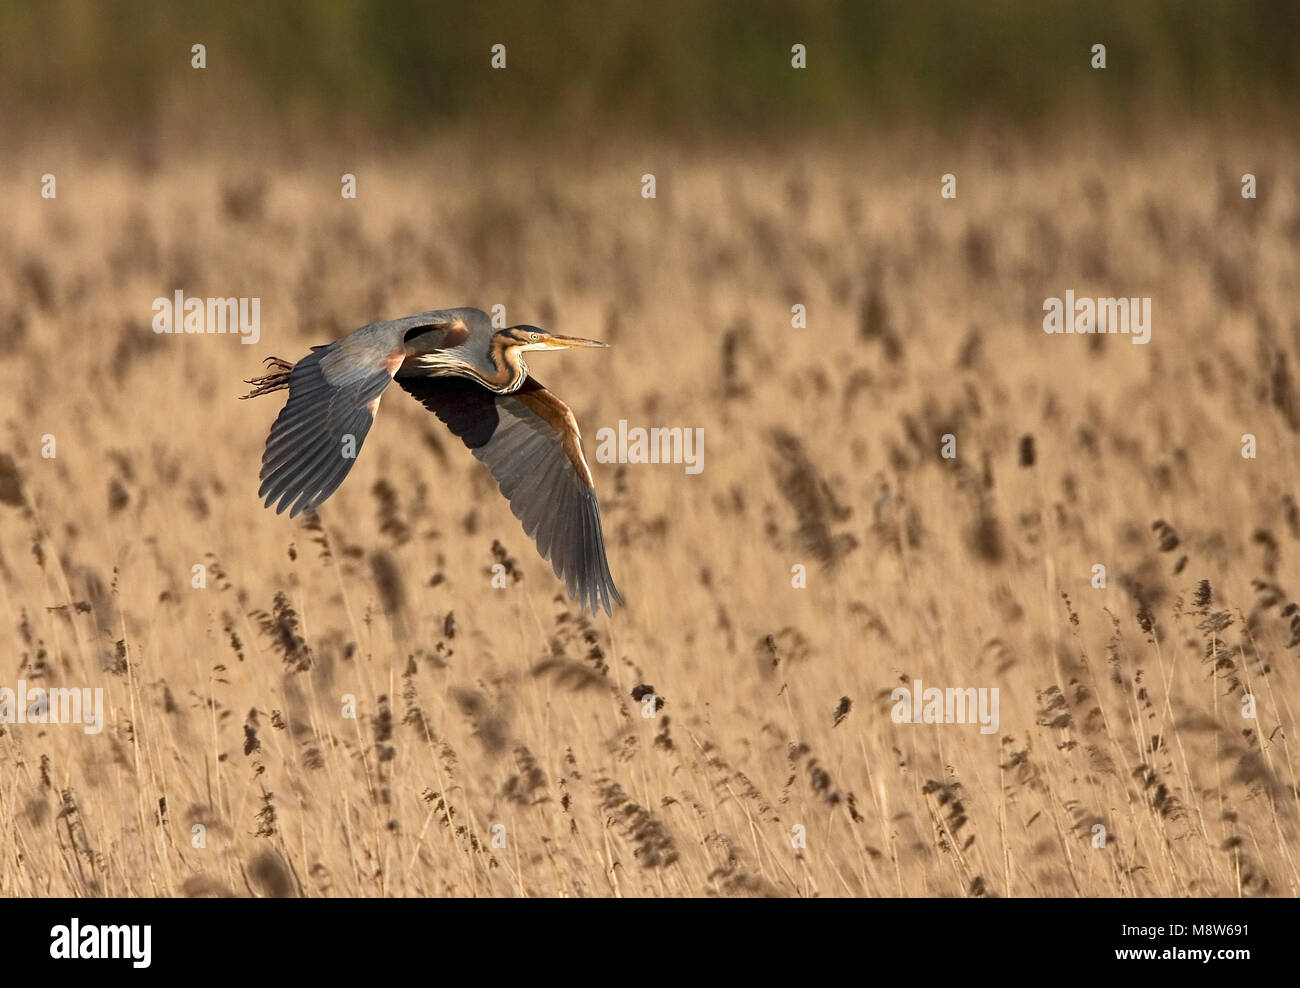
<box><xmin>2</xmin><ymin>3</ymin><xmax>1299</xmax><ymax>898</ymax></box>
<box><xmin>2</xmin><ymin>0</ymin><xmax>1297</xmax><ymax>143</ymax></box>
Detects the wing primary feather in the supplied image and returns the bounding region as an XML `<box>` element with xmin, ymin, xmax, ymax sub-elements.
<box><xmin>266</xmin><ymin>435</ymin><xmax>338</xmax><ymax>512</ymax></box>
<box><xmin>260</xmin><ymin>426</ymin><xmax>330</xmax><ymax>492</ymax></box>
<box><xmin>394</xmin><ymin>372</ymin><xmax>620</xmax><ymax>614</ymax></box>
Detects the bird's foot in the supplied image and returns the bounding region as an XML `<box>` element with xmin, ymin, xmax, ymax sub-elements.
<box><xmin>240</xmin><ymin>356</ymin><xmax>295</xmax><ymax>399</ymax></box>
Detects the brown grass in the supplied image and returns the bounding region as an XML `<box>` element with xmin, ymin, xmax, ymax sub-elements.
<box><xmin>1</xmin><ymin>128</ymin><xmax>1299</xmax><ymax>896</ymax></box>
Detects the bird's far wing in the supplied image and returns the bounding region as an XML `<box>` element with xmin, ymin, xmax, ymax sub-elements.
<box><xmin>258</xmin><ymin>337</ymin><xmax>404</xmax><ymax>517</ymax></box>
<box><xmin>398</xmin><ymin>375</ymin><xmax>622</xmax><ymax>615</ymax></box>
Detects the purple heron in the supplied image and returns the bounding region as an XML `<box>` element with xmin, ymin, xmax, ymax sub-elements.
<box><xmin>241</xmin><ymin>307</ymin><xmax>621</xmax><ymax>615</ymax></box>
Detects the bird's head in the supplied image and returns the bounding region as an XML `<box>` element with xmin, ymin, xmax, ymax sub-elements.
<box><xmin>499</xmin><ymin>325</ymin><xmax>610</xmax><ymax>352</ymax></box>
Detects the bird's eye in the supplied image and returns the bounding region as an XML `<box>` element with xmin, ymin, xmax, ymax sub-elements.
<box><xmin>530</xmin><ymin>332</ymin><xmax>539</xmax><ymax>341</ymax></box>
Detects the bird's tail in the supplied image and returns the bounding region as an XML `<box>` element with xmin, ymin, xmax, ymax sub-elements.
<box><xmin>240</xmin><ymin>356</ymin><xmax>296</xmax><ymax>399</ymax></box>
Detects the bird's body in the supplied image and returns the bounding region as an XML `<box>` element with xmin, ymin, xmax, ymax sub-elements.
<box><xmin>242</xmin><ymin>307</ymin><xmax>621</xmax><ymax>615</ymax></box>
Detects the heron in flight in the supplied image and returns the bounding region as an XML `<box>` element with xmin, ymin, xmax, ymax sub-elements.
<box><xmin>241</xmin><ymin>307</ymin><xmax>621</xmax><ymax>615</ymax></box>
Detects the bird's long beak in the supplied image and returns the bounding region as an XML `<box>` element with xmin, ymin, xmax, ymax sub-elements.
<box><xmin>541</xmin><ymin>333</ymin><xmax>609</xmax><ymax>350</ymax></box>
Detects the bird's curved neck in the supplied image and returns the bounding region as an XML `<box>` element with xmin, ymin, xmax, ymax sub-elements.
<box><xmin>479</xmin><ymin>337</ymin><xmax>528</xmax><ymax>393</ymax></box>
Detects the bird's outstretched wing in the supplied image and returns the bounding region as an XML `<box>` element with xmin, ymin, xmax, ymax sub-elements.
<box><xmin>258</xmin><ymin>341</ymin><xmax>403</xmax><ymax>516</ymax></box>
<box><xmin>398</xmin><ymin>375</ymin><xmax>622</xmax><ymax>615</ymax></box>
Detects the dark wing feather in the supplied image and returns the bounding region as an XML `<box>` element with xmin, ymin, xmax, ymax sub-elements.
<box><xmin>258</xmin><ymin>343</ymin><xmax>398</xmax><ymax>517</ymax></box>
<box><xmin>398</xmin><ymin>375</ymin><xmax>622</xmax><ymax>615</ymax></box>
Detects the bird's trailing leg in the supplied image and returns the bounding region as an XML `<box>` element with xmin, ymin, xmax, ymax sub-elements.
<box><xmin>240</xmin><ymin>356</ymin><xmax>296</xmax><ymax>399</ymax></box>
